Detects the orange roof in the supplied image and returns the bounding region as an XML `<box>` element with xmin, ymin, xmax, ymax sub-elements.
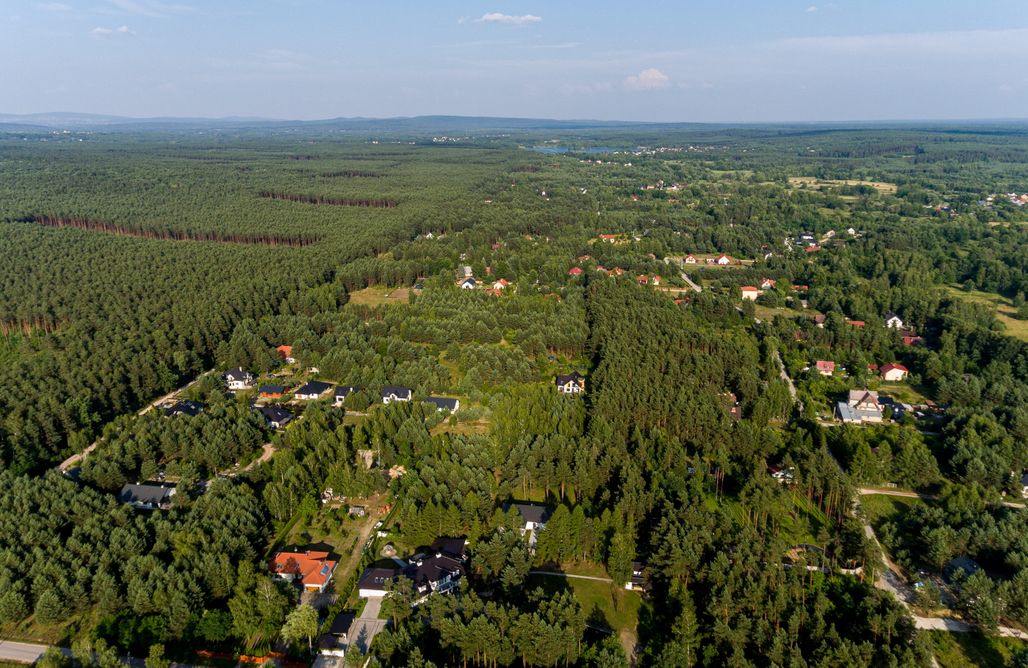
<box><xmin>568</xmin><ymin>267</ymin><xmax>584</xmax><ymax>276</ymax></box>
<box><xmin>269</xmin><ymin>551</ymin><xmax>337</xmax><ymax>588</ymax></box>
<box><xmin>881</xmin><ymin>362</ymin><xmax>909</xmax><ymax>373</ymax></box>
<box><xmin>741</xmin><ymin>286</ymin><xmax>759</xmax><ymax>292</ymax></box>
<box><xmin>277</xmin><ymin>345</ymin><xmax>293</xmax><ymax>358</ymax></box>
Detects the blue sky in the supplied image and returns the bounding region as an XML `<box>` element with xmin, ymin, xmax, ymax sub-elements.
<box><xmin>2</xmin><ymin>0</ymin><xmax>1027</xmax><ymax>121</ymax></box>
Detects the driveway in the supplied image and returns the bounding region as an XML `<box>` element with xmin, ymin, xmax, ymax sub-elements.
<box><xmin>348</xmin><ymin>596</ymin><xmax>387</xmax><ymax>654</ymax></box>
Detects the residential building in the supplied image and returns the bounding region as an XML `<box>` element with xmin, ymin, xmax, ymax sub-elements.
<box><xmin>334</xmin><ymin>386</ymin><xmax>361</xmax><ymax>407</ymax></box>
<box><xmin>269</xmin><ymin>550</ymin><xmax>338</xmax><ymax>593</ymax></box>
<box><xmin>458</xmin><ymin>277</ymin><xmax>477</xmax><ymax>290</ymax></box>
<box><xmin>740</xmin><ymin>286</ymin><xmax>760</xmax><ymax>301</ymax></box>
<box><xmin>568</xmin><ymin>267</ymin><xmax>584</xmax><ymax>277</ymax></box>
<box><xmin>318</xmin><ymin>612</ymin><xmax>356</xmax><ymax>654</ymax></box>
<box><xmin>425</xmin><ymin>396</ymin><xmax>460</xmax><ymax>413</ymax></box>
<box><xmin>277</xmin><ymin>344</ymin><xmax>295</xmax><ymax>364</ymax></box>
<box><xmin>258</xmin><ymin>405</ymin><xmax>293</xmax><ymax>429</ymax></box>
<box><xmin>118</xmin><ymin>483</ymin><xmax>176</xmax><ymax>510</ymax></box>
<box><xmin>760</xmin><ymin>278</ymin><xmax>776</xmax><ymax>290</ymax></box>
<box><xmin>684</xmin><ymin>254</ymin><xmax>697</xmax><ymax>264</ymax></box>
<box><xmin>382</xmin><ymin>386</ymin><xmax>413</xmax><ymax>404</ymax></box>
<box><xmin>357</xmin><ymin>567</ymin><xmax>398</xmax><ymax>598</ymax></box>
<box><xmin>880</xmin><ymin>363</ymin><xmax>909</xmax><ymax>382</ymax></box>
<box><xmin>555</xmin><ymin>371</ymin><xmax>586</xmax><ymax>394</ymax></box>
<box><xmin>884</xmin><ymin>312</ymin><xmax>904</xmax><ymax>329</ymax></box>
<box><xmin>836</xmin><ymin>389</ymin><xmax>884</xmax><ymax>424</ymax></box>
<box><xmin>716</xmin><ymin>254</ymin><xmax>732</xmax><ymax>265</ymax></box>
<box><xmin>815</xmin><ymin>360</ymin><xmax>835</xmax><ymax>376</ymax></box>
<box><xmin>223</xmin><ymin>367</ymin><xmax>254</xmax><ymax>391</ymax></box>
<box><xmin>295</xmin><ymin>380</ymin><xmax>332</xmax><ymax>400</ymax></box>
<box><xmin>259</xmin><ymin>385</ymin><xmax>287</xmax><ymax>398</ymax></box>
<box><xmin>492</xmin><ymin>279</ymin><xmax>510</xmax><ymax>291</ymax></box>
<box><xmin>160</xmin><ymin>400</ymin><xmax>203</xmax><ymax>417</ymax></box>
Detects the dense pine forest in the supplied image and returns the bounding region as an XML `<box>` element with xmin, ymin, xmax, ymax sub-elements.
<box><xmin>2</xmin><ymin>122</ymin><xmax>1028</xmax><ymax>667</ymax></box>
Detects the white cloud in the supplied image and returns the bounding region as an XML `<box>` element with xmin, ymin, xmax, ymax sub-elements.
<box><xmin>475</xmin><ymin>12</ymin><xmax>542</xmax><ymax>26</ymax></box>
<box><xmin>806</xmin><ymin>5</ymin><xmax>818</xmax><ymax>12</ymax></box>
<box><xmin>92</xmin><ymin>25</ymin><xmax>133</xmax><ymax>37</ymax></box>
<box><xmin>623</xmin><ymin>68</ymin><xmax>670</xmax><ymax>90</ymax></box>
<box><xmin>34</xmin><ymin>2</ymin><xmax>71</xmax><ymax>11</ymax></box>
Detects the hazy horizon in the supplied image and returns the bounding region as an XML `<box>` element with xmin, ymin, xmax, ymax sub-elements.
<box><xmin>2</xmin><ymin>1</ymin><xmax>1027</xmax><ymax>123</ymax></box>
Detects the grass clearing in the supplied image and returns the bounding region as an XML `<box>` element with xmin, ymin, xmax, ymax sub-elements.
<box><xmin>526</xmin><ymin>572</ymin><xmax>642</xmax><ymax>636</ymax></box>
<box><xmin>788</xmin><ymin>176</ymin><xmax>897</xmax><ymax>194</ymax></box>
<box><xmin>347</xmin><ymin>285</ymin><xmax>410</xmax><ymax>307</ymax></box>
<box><xmin>927</xmin><ymin>629</ymin><xmax>1027</xmax><ymax>667</ymax></box>
<box><xmin>877</xmin><ymin>382</ymin><xmax>930</xmax><ymax>405</ymax></box>
<box><xmin>946</xmin><ymin>285</ymin><xmax>1028</xmax><ymax>342</ymax></box>
<box><xmin>860</xmin><ymin>493</ymin><xmax>921</xmax><ymax>529</ymax></box>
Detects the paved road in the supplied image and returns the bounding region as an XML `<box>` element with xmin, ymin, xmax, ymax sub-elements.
<box><xmin>680</xmin><ymin>272</ymin><xmax>703</xmax><ymax>293</ymax></box>
<box><xmin>775</xmin><ymin>350</ymin><xmax>804</xmax><ymax>413</ymax></box>
<box><xmin>858</xmin><ymin>486</ymin><xmax>1024</xmax><ymax>510</ymax></box>
<box><xmin>349</xmin><ymin>596</ymin><xmax>387</xmax><ymax>654</ymax></box>
<box><xmin>0</xmin><ymin>640</ymin><xmax>58</xmax><ymax>664</ymax></box>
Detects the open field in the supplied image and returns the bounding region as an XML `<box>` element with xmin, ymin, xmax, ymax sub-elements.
<box><xmin>347</xmin><ymin>285</ymin><xmax>411</xmax><ymax>307</ymax></box>
<box><xmin>946</xmin><ymin>285</ymin><xmax>1028</xmax><ymax>342</ymax></box>
<box><xmin>928</xmin><ymin>629</ymin><xmax>1027</xmax><ymax>667</ymax></box>
<box><xmin>788</xmin><ymin>176</ymin><xmax>897</xmax><ymax>194</ymax></box>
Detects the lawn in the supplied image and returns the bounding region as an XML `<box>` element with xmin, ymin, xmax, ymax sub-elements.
<box><xmin>347</xmin><ymin>285</ymin><xmax>410</xmax><ymax>307</ymax></box>
<box><xmin>946</xmin><ymin>285</ymin><xmax>1028</xmax><ymax>342</ymax></box>
<box><xmin>927</xmin><ymin>630</ymin><xmax>1027</xmax><ymax>667</ymax></box>
<box><xmin>860</xmin><ymin>493</ymin><xmax>921</xmax><ymax>530</ymax></box>
<box><xmin>877</xmin><ymin>382</ymin><xmax>931</xmax><ymax>406</ymax></box>
<box><xmin>525</xmin><ymin>571</ymin><xmax>642</xmax><ymax>636</ymax></box>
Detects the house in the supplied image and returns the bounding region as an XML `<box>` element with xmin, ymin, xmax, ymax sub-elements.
<box><xmin>760</xmin><ymin>278</ymin><xmax>777</xmax><ymax>290</ymax></box>
<box><xmin>611</xmin><ymin>267</ymin><xmax>625</xmax><ymax>276</ymax></box>
<box><xmin>334</xmin><ymin>386</ymin><xmax>361</xmax><ymax>407</ymax></box>
<box><xmin>638</xmin><ymin>275</ymin><xmax>649</xmax><ymax>285</ymax></box>
<box><xmin>276</xmin><ymin>345</ymin><xmax>295</xmax><ymax>364</ymax></box>
<box><xmin>578</xmin><ymin>255</ymin><xmax>592</xmax><ymax>262</ymax></box>
<box><xmin>555</xmin><ymin>371</ymin><xmax>586</xmax><ymax>394</ymax></box>
<box><xmin>684</xmin><ymin>254</ymin><xmax>697</xmax><ymax>264</ymax></box>
<box><xmin>740</xmin><ymin>286</ymin><xmax>760</xmax><ymax>301</ymax></box>
<box><xmin>943</xmin><ymin>556</ymin><xmax>982</xmax><ymax>584</ymax></box>
<box><xmin>847</xmin><ymin>227</ymin><xmax>857</xmax><ymax>236</ymax></box>
<box><xmin>458</xmin><ymin>277</ymin><xmax>477</xmax><ymax>290</ymax></box>
<box><xmin>836</xmin><ymin>389</ymin><xmax>884</xmax><ymax>424</ymax></box>
<box><xmin>405</xmin><ymin>539</ymin><xmax>468</xmax><ymax>599</ymax></box>
<box><xmin>903</xmin><ymin>334</ymin><xmax>925</xmax><ymax>347</ymax></box>
<box><xmin>357</xmin><ymin>566</ymin><xmax>398</xmax><ymax>598</ymax></box>
<box><xmin>492</xmin><ymin>279</ymin><xmax>510</xmax><ymax>291</ymax></box>
<box><xmin>425</xmin><ymin>396</ymin><xmax>460</xmax><ymax>413</ymax></box>
<box><xmin>598</xmin><ymin>234</ymin><xmax>618</xmax><ymax>243</ymax></box>
<box><xmin>259</xmin><ymin>385</ymin><xmax>287</xmax><ymax>399</ymax></box>
<box><xmin>804</xmin><ymin>244</ymin><xmax>821</xmax><ymax>253</ymax></box>
<box><xmin>382</xmin><ymin>386</ymin><xmax>412</xmax><ymax>404</ymax></box>
<box><xmin>846</xmin><ymin>320</ymin><xmax>866</xmax><ymax>329</ymax></box>
<box><xmin>626</xmin><ymin>561</ymin><xmax>649</xmax><ymax>592</ymax></box>
<box><xmin>258</xmin><ymin>405</ymin><xmax>293</xmax><ymax>429</ymax></box>
<box><xmin>118</xmin><ymin>483</ymin><xmax>176</xmax><ymax>510</ymax></box>
<box><xmin>269</xmin><ymin>550</ymin><xmax>338</xmax><ymax>593</ymax></box>
<box><xmin>1021</xmin><ymin>473</ymin><xmax>1028</xmax><ymax>499</ymax></box>
<box><xmin>506</xmin><ymin>503</ymin><xmax>554</xmax><ymax>535</ymax></box>
<box><xmin>884</xmin><ymin>312</ymin><xmax>904</xmax><ymax>329</ymax></box>
<box><xmin>568</xmin><ymin>267</ymin><xmax>584</xmax><ymax>277</ymax></box>
<box><xmin>769</xmin><ymin>465</ymin><xmax>796</xmax><ymax>485</ymax></box>
<box><xmin>223</xmin><ymin>367</ymin><xmax>254</xmax><ymax>391</ymax></box>
<box><xmin>880</xmin><ymin>363</ymin><xmax>909</xmax><ymax>382</ymax></box>
<box><xmin>295</xmin><ymin>380</ymin><xmax>332</xmax><ymax>400</ymax></box>
<box><xmin>348</xmin><ymin>506</ymin><xmax>366</xmax><ymax>518</ymax></box>
<box><xmin>815</xmin><ymin>360</ymin><xmax>835</xmax><ymax>376</ymax></box>
<box><xmin>792</xmin><ymin>285</ymin><xmax>809</xmax><ymax>293</ymax></box>
<box><xmin>462</xmin><ymin>265</ymin><xmax>473</xmax><ymax>277</ymax></box>
<box><xmin>160</xmin><ymin>400</ymin><xmax>203</xmax><ymax>417</ymax></box>
<box><xmin>651</xmin><ymin>275</ymin><xmax>662</xmax><ymax>286</ymax></box>
<box><xmin>716</xmin><ymin>254</ymin><xmax>732</xmax><ymax>265</ymax></box>
<box><xmin>813</xmin><ymin>314</ymin><xmax>827</xmax><ymax>328</ymax></box>
<box><xmin>318</xmin><ymin>612</ymin><xmax>356</xmax><ymax>653</ymax></box>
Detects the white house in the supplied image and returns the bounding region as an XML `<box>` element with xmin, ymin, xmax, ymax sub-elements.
<box><xmin>836</xmin><ymin>390</ymin><xmax>884</xmax><ymax>424</ymax></box>
<box><xmin>555</xmin><ymin>372</ymin><xmax>585</xmax><ymax>394</ymax></box>
<box><xmin>294</xmin><ymin>380</ymin><xmax>332</xmax><ymax>400</ymax></box>
<box><xmin>884</xmin><ymin>312</ymin><xmax>904</xmax><ymax>329</ymax></box>
<box><xmin>741</xmin><ymin>286</ymin><xmax>760</xmax><ymax>301</ymax></box>
<box><xmin>223</xmin><ymin>368</ymin><xmax>254</xmax><ymax>391</ymax></box>
<box><xmin>880</xmin><ymin>363</ymin><xmax>909</xmax><ymax>382</ymax></box>
<box><xmin>459</xmin><ymin>277</ymin><xmax>476</xmax><ymax>290</ymax></box>
<box><xmin>382</xmin><ymin>386</ymin><xmax>413</xmax><ymax>404</ymax></box>
<box><xmin>684</xmin><ymin>254</ymin><xmax>697</xmax><ymax>264</ymax></box>
<box><xmin>716</xmin><ymin>254</ymin><xmax>732</xmax><ymax>265</ymax></box>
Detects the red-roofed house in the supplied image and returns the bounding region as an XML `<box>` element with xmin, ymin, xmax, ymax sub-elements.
<box><xmin>881</xmin><ymin>363</ymin><xmax>909</xmax><ymax>382</ymax></box>
<box><xmin>599</xmin><ymin>234</ymin><xmax>618</xmax><ymax>243</ymax></box>
<box><xmin>805</xmin><ymin>244</ymin><xmax>821</xmax><ymax>253</ymax></box>
<box><xmin>716</xmin><ymin>254</ymin><xmax>732</xmax><ymax>265</ymax></box>
<box><xmin>741</xmin><ymin>286</ymin><xmax>760</xmax><ymax>301</ymax></box>
<box><xmin>270</xmin><ymin>550</ymin><xmax>338</xmax><ymax>593</ymax></box>
<box><xmin>760</xmin><ymin>278</ymin><xmax>777</xmax><ymax>290</ymax></box>
<box><xmin>846</xmin><ymin>320</ymin><xmax>866</xmax><ymax>329</ymax></box>
<box><xmin>652</xmin><ymin>275</ymin><xmax>662</xmax><ymax>286</ymax></box>
<box><xmin>492</xmin><ymin>279</ymin><xmax>510</xmax><ymax>291</ymax></box>
<box><xmin>611</xmin><ymin>267</ymin><xmax>625</xmax><ymax>276</ymax></box>
<box><xmin>277</xmin><ymin>345</ymin><xmax>295</xmax><ymax>364</ymax></box>
<box><xmin>638</xmin><ymin>275</ymin><xmax>649</xmax><ymax>285</ymax></box>
<box><xmin>568</xmin><ymin>267</ymin><xmax>584</xmax><ymax>277</ymax></box>
<box><xmin>792</xmin><ymin>285</ymin><xmax>809</xmax><ymax>292</ymax></box>
<box><xmin>815</xmin><ymin>360</ymin><xmax>835</xmax><ymax>376</ymax></box>
<box><xmin>684</xmin><ymin>254</ymin><xmax>697</xmax><ymax>264</ymax></box>
<box><xmin>902</xmin><ymin>334</ymin><xmax>924</xmax><ymax>347</ymax></box>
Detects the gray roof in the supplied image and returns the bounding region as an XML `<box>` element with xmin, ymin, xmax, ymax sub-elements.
<box><xmin>505</xmin><ymin>502</ymin><xmax>553</xmax><ymax>525</ymax></box>
<box><xmin>259</xmin><ymin>405</ymin><xmax>293</xmax><ymax>424</ymax></box>
<box><xmin>118</xmin><ymin>483</ymin><xmax>174</xmax><ymax>506</ymax></box>
<box><xmin>358</xmin><ymin>567</ymin><xmax>398</xmax><ymax>591</ymax></box>
<box><xmin>382</xmin><ymin>385</ymin><xmax>412</xmax><ymax>398</ymax></box>
<box><xmin>335</xmin><ymin>385</ymin><xmax>361</xmax><ymax>398</ymax></box>
<box><xmin>425</xmin><ymin>396</ymin><xmax>459</xmax><ymax>411</ymax></box>
<box><xmin>296</xmin><ymin>380</ymin><xmax>332</xmax><ymax>396</ymax></box>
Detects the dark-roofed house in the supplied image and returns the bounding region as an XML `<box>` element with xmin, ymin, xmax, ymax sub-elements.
<box><xmin>505</xmin><ymin>502</ymin><xmax>554</xmax><ymax>534</ymax></box>
<box><xmin>334</xmin><ymin>386</ymin><xmax>361</xmax><ymax>407</ymax></box>
<box><xmin>258</xmin><ymin>405</ymin><xmax>293</xmax><ymax>429</ymax></box>
<box><xmin>555</xmin><ymin>372</ymin><xmax>585</xmax><ymax>394</ymax></box>
<box><xmin>884</xmin><ymin>312</ymin><xmax>904</xmax><ymax>329</ymax></box>
<box><xmin>405</xmin><ymin>547</ymin><xmax>466</xmax><ymax>600</ymax></box>
<box><xmin>160</xmin><ymin>400</ymin><xmax>203</xmax><ymax>417</ymax></box>
<box><xmin>382</xmin><ymin>386</ymin><xmax>412</xmax><ymax>404</ymax></box>
<box><xmin>224</xmin><ymin>367</ymin><xmax>254</xmax><ymax>390</ymax></box>
<box><xmin>357</xmin><ymin>566</ymin><xmax>398</xmax><ymax>598</ymax></box>
<box><xmin>424</xmin><ymin>396</ymin><xmax>460</xmax><ymax>413</ymax></box>
<box><xmin>318</xmin><ymin>611</ymin><xmax>356</xmax><ymax>653</ymax></box>
<box><xmin>259</xmin><ymin>384</ymin><xmax>287</xmax><ymax>398</ymax></box>
<box><xmin>295</xmin><ymin>380</ymin><xmax>332</xmax><ymax>401</ymax></box>
<box><xmin>119</xmin><ymin>483</ymin><xmax>176</xmax><ymax>510</ymax></box>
